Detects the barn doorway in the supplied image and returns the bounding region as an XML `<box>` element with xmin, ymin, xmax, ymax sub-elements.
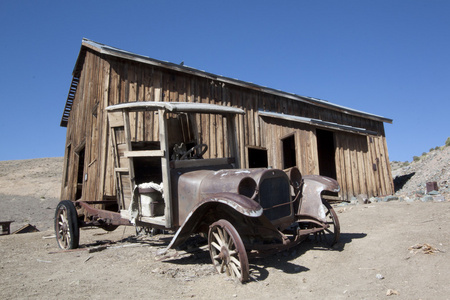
<box><xmin>316</xmin><ymin>129</ymin><xmax>337</xmax><ymax>179</ymax></box>
<box><xmin>282</xmin><ymin>134</ymin><xmax>296</xmax><ymax>169</ymax></box>
<box><xmin>248</xmin><ymin>147</ymin><xmax>268</xmax><ymax>168</ymax></box>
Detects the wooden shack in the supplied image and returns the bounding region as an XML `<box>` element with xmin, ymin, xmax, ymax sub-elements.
<box><xmin>60</xmin><ymin>38</ymin><xmax>394</xmax><ymax>203</ymax></box>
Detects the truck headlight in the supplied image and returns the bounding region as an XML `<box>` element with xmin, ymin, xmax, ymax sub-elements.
<box><xmin>286</xmin><ymin>167</ymin><xmax>302</xmax><ymax>189</ymax></box>
<box><xmin>238</xmin><ymin>177</ymin><xmax>257</xmax><ymax>199</ymax></box>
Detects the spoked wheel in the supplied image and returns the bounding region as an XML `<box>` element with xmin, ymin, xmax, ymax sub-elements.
<box><xmin>54</xmin><ymin>200</ymin><xmax>80</xmax><ymax>250</ymax></box>
<box><xmin>314</xmin><ymin>200</ymin><xmax>340</xmax><ymax>247</ymax></box>
<box><xmin>208</xmin><ymin>219</ymin><xmax>249</xmax><ymax>283</ymax></box>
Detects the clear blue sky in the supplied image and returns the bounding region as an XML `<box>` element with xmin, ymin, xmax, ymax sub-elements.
<box><xmin>1</xmin><ymin>1</ymin><xmax>448</xmax><ymax>162</ymax></box>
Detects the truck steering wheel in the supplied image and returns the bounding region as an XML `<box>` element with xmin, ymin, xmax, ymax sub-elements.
<box><xmin>180</xmin><ymin>144</ymin><xmax>208</xmax><ymax>160</ymax></box>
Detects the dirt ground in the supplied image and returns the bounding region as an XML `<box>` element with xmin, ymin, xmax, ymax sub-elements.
<box><xmin>0</xmin><ymin>158</ymin><xmax>449</xmax><ymax>299</ymax></box>
<box><xmin>0</xmin><ymin>201</ymin><xmax>448</xmax><ymax>299</ymax></box>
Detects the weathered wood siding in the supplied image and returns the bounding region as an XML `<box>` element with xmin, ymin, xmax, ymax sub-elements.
<box><xmin>61</xmin><ymin>49</ymin><xmax>394</xmax><ymax>203</ymax></box>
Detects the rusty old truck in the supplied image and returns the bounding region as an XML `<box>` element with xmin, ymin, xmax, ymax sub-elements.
<box><xmin>55</xmin><ymin>101</ymin><xmax>340</xmax><ymax>282</ymax></box>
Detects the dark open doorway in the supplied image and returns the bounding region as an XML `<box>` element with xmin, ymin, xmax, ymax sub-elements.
<box><xmin>316</xmin><ymin>129</ymin><xmax>337</xmax><ymax>179</ymax></box>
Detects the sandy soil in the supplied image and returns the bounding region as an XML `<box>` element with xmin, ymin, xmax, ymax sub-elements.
<box><xmin>0</xmin><ymin>158</ymin><xmax>449</xmax><ymax>299</ymax></box>
<box><xmin>0</xmin><ymin>202</ymin><xmax>448</xmax><ymax>299</ymax></box>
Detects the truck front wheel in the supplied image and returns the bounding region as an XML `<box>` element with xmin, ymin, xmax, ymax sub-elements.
<box><xmin>208</xmin><ymin>219</ymin><xmax>249</xmax><ymax>283</ymax></box>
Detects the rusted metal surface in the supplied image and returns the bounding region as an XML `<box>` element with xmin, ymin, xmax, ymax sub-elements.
<box><xmin>157</xmin><ymin>192</ymin><xmax>264</xmax><ymax>253</ymax></box>
<box><xmin>299</xmin><ymin>175</ymin><xmax>340</xmax><ymax>222</ymax></box>
<box><xmin>175</xmin><ymin>168</ymin><xmax>265</xmax><ymax>223</ymax></box>
<box><xmin>78</xmin><ymin>201</ymin><xmax>132</xmax><ymax>226</ymax></box>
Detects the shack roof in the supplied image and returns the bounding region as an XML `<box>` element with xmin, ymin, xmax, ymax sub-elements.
<box><xmin>61</xmin><ymin>38</ymin><xmax>393</xmax><ymax>127</ymax></box>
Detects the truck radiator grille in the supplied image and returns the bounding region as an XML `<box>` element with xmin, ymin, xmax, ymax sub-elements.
<box><xmin>259</xmin><ymin>176</ymin><xmax>291</xmax><ymax>221</ymax></box>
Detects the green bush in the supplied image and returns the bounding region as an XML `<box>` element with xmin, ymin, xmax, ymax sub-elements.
<box><xmin>421</xmin><ymin>152</ymin><xmax>427</xmax><ymax>156</ymax></box>
<box><xmin>446</xmin><ymin>137</ymin><xmax>450</xmax><ymax>147</ymax></box>
<box><xmin>413</xmin><ymin>156</ymin><xmax>420</xmax><ymax>162</ymax></box>
<box><xmin>435</xmin><ymin>146</ymin><xmax>441</xmax><ymax>151</ymax></box>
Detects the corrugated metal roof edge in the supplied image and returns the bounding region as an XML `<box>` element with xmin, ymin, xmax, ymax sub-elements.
<box><xmin>63</xmin><ymin>38</ymin><xmax>393</xmax><ymax>126</ymax></box>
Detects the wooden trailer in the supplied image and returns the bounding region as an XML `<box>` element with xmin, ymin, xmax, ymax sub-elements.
<box><xmin>60</xmin><ymin>38</ymin><xmax>393</xmax><ymax>205</ymax></box>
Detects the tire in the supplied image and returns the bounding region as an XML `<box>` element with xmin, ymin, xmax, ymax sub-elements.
<box><xmin>54</xmin><ymin>200</ymin><xmax>80</xmax><ymax>250</ymax></box>
<box><xmin>208</xmin><ymin>219</ymin><xmax>249</xmax><ymax>282</ymax></box>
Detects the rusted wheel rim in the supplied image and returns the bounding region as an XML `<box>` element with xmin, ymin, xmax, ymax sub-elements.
<box><xmin>208</xmin><ymin>219</ymin><xmax>249</xmax><ymax>282</ymax></box>
<box><xmin>315</xmin><ymin>200</ymin><xmax>340</xmax><ymax>247</ymax></box>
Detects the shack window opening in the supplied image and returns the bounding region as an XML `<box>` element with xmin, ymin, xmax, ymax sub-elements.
<box><xmin>282</xmin><ymin>134</ymin><xmax>296</xmax><ymax>169</ymax></box>
<box><xmin>248</xmin><ymin>147</ymin><xmax>268</xmax><ymax>168</ymax></box>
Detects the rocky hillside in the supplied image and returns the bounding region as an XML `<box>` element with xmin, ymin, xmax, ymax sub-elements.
<box><xmin>391</xmin><ymin>144</ymin><xmax>450</xmax><ymax>202</ymax></box>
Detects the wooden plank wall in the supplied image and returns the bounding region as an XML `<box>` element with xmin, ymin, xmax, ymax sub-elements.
<box><xmin>61</xmin><ymin>52</ymin><xmax>394</xmax><ymax>203</ymax></box>
<box><xmin>61</xmin><ymin>50</ymin><xmax>106</xmax><ymax>202</ymax></box>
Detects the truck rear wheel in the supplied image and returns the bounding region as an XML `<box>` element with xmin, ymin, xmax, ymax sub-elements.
<box><xmin>54</xmin><ymin>200</ymin><xmax>80</xmax><ymax>250</ymax></box>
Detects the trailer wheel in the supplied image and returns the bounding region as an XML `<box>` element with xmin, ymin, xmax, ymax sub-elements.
<box><xmin>314</xmin><ymin>200</ymin><xmax>340</xmax><ymax>247</ymax></box>
<box><xmin>54</xmin><ymin>200</ymin><xmax>80</xmax><ymax>250</ymax></box>
<box><xmin>208</xmin><ymin>219</ymin><xmax>249</xmax><ymax>283</ymax></box>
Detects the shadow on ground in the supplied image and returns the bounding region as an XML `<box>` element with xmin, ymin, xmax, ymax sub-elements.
<box><xmin>152</xmin><ymin>231</ymin><xmax>368</xmax><ymax>282</ymax></box>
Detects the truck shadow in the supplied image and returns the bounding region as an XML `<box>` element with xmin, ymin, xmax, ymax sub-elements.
<box><xmin>78</xmin><ymin>231</ymin><xmax>175</xmax><ymax>249</ymax></box>
<box><xmin>247</xmin><ymin>232</ymin><xmax>367</xmax><ymax>281</ymax></box>
<box><xmin>158</xmin><ymin>232</ymin><xmax>367</xmax><ymax>282</ymax></box>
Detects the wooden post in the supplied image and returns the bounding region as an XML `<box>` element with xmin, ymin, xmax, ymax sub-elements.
<box><xmin>98</xmin><ymin>60</ymin><xmax>110</xmax><ymax>202</ymax></box>
<box><xmin>158</xmin><ymin>109</ymin><xmax>172</xmax><ymax>228</ymax></box>
<box><xmin>123</xmin><ymin>110</ymin><xmax>136</xmax><ymax>208</ymax></box>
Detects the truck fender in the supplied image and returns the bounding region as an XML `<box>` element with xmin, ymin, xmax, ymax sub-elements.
<box><xmin>298</xmin><ymin>175</ymin><xmax>340</xmax><ymax>222</ymax></box>
<box><xmin>156</xmin><ymin>192</ymin><xmax>263</xmax><ymax>255</ymax></box>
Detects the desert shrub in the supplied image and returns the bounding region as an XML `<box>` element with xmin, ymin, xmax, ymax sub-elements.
<box><xmin>446</xmin><ymin>137</ymin><xmax>450</xmax><ymax>147</ymax></box>
<box><xmin>422</xmin><ymin>152</ymin><xmax>427</xmax><ymax>156</ymax></box>
<box><xmin>429</xmin><ymin>148</ymin><xmax>434</xmax><ymax>152</ymax></box>
<box><xmin>401</xmin><ymin>161</ymin><xmax>409</xmax><ymax>167</ymax></box>
<box><xmin>435</xmin><ymin>146</ymin><xmax>441</xmax><ymax>151</ymax></box>
<box><xmin>413</xmin><ymin>156</ymin><xmax>420</xmax><ymax>162</ymax></box>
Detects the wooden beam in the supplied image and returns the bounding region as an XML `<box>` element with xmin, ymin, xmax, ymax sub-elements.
<box><xmin>124</xmin><ymin>150</ymin><xmax>165</xmax><ymax>158</ymax></box>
